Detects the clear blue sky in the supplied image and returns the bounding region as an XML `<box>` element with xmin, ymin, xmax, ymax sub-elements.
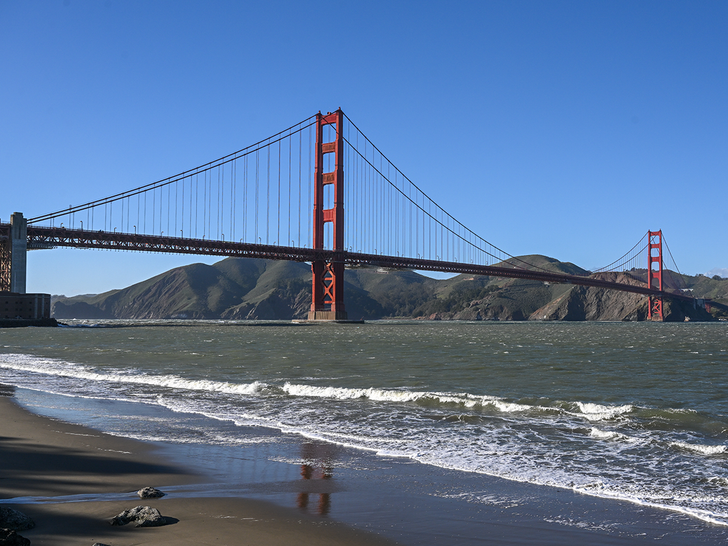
<box><xmin>1</xmin><ymin>0</ymin><xmax>726</xmax><ymax>295</ymax></box>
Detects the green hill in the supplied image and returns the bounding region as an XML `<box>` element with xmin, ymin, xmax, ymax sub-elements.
<box><xmin>51</xmin><ymin>256</ymin><xmax>720</xmax><ymax>322</ymax></box>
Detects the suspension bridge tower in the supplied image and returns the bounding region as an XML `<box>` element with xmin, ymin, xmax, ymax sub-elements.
<box><xmin>647</xmin><ymin>230</ymin><xmax>664</xmax><ymax>321</ymax></box>
<box><xmin>308</xmin><ymin>110</ymin><xmax>348</xmax><ymax>321</ymax></box>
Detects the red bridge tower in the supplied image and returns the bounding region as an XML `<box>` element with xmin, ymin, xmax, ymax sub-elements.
<box><xmin>647</xmin><ymin>230</ymin><xmax>663</xmax><ymax>321</ymax></box>
<box><xmin>308</xmin><ymin>110</ymin><xmax>348</xmax><ymax>321</ymax></box>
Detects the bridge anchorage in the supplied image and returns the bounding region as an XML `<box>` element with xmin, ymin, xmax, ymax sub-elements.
<box><xmin>0</xmin><ymin>108</ymin><xmax>710</xmax><ymax>322</ymax></box>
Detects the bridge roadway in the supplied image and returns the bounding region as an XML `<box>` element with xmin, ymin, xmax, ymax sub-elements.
<box><xmin>3</xmin><ymin>224</ymin><xmax>692</xmax><ymax>304</ymax></box>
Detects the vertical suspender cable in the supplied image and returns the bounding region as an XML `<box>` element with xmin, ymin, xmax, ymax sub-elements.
<box><xmin>255</xmin><ymin>150</ymin><xmax>259</xmax><ymax>243</ymax></box>
<box><xmin>220</xmin><ymin>165</ymin><xmax>224</xmax><ymax>239</ymax></box>
<box><xmin>298</xmin><ymin>128</ymin><xmax>302</xmax><ymax>246</ymax></box>
<box><xmin>366</xmin><ymin>140</ymin><xmax>370</xmax><ymax>252</ymax></box>
<box><xmin>386</xmin><ymin>162</ymin><xmax>390</xmax><ymax>255</ymax></box>
<box><xmin>288</xmin><ymin>133</ymin><xmax>291</xmax><ymax>246</ymax></box>
<box><xmin>243</xmin><ymin>155</ymin><xmax>248</xmax><ymax>242</ymax></box>
<box><xmin>202</xmin><ymin>172</ymin><xmax>207</xmax><ymax>238</ymax></box>
<box><xmin>267</xmin><ymin>143</ymin><xmax>270</xmax><ymax>244</ymax></box>
<box><xmin>278</xmin><ymin>139</ymin><xmax>281</xmax><ymax>245</ymax></box>
<box><xmin>355</xmin><ymin>129</ymin><xmax>359</xmax><ymax>251</ymax></box>
<box><xmin>221</xmin><ymin>165</ymin><xmax>224</xmax><ymax>239</ymax></box>
<box><xmin>363</xmin><ymin>139</ymin><xmax>368</xmax><ymax>252</ymax></box>
<box><xmin>231</xmin><ymin>157</ymin><xmax>236</xmax><ymax>241</ymax></box>
<box><xmin>308</xmin><ymin>124</ymin><xmax>312</xmax><ymax>247</ymax></box>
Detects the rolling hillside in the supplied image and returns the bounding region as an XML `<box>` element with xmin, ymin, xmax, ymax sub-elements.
<box><xmin>51</xmin><ymin>256</ymin><xmax>722</xmax><ymax>322</ymax></box>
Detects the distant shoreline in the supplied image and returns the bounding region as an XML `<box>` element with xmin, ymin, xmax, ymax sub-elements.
<box><xmin>0</xmin><ymin>318</ymin><xmax>58</xmax><ymax>328</ymax></box>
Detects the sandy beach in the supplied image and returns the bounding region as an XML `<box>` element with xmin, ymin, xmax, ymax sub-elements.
<box><xmin>0</xmin><ymin>392</ymin><xmax>398</xmax><ymax>546</ymax></box>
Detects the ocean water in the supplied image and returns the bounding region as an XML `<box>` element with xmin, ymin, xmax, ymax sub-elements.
<box><xmin>1</xmin><ymin>320</ymin><xmax>727</xmax><ymax>543</ymax></box>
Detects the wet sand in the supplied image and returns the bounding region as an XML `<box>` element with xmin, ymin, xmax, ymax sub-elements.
<box><xmin>0</xmin><ymin>394</ymin><xmax>398</xmax><ymax>546</ymax></box>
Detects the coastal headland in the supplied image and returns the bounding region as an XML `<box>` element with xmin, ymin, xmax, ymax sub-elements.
<box><xmin>51</xmin><ymin>257</ymin><xmax>725</xmax><ymax>322</ymax></box>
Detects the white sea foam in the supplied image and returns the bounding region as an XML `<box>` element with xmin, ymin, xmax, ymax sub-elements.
<box><xmin>573</xmin><ymin>402</ymin><xmax>633</xmax><ymax>421</ymax></box>
<box><xmin>282</xmin><ymin>382</ymin><xmax>420</xmax><ymax>402</ymax></box>
<box><xmin>279</xmin><ymin>382</ymin><xmax>542</xmax><ymax>414</ymax></box>
<box><xmin>2</xmin><ymin>354</ymin><xmax>620</xmax><ymax>424</ymax></box>
<box><xmin>283</xmin><ymin>382</ymin><xmax>466</xmax><ymax>405</ymax></box>
<box><xmin>670</xmin><ymin>441</ymin><xmax>727</xmax><ymax>456</ymax></box>
<box><xmin>485</xmin><ymin>399</ymin><xmax>534</xmax><ymax>413</ymax></box>
<box><xmin>0</xmin><ymin>353</ymin><xmax>264</xmax><ymax>396</ymax></box>
<box><xmin>572</xmin><ymin>481</ymin><xmax>728</xmax><ymax>526</ymax></box>
<box><xmin>588</xmin><ymin>427</ymin><xmax>644</xmax><ymax>446</ymax></box>
<box><xmin>590</xmin><ymin>427</ymin><xmax>622</xmax><ymax>440</ymax></box>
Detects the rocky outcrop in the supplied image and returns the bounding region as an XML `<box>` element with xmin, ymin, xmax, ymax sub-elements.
<box><xmin>110</xmin><ymin>506</ymin><xmax>167</xmax><ymax>527</ymax></box>
<box><xmin>660</xmin><ymin>298</ymin><xmax>715</xmax><ymax>322</ymax></box>
<box><xmin>221</xmin><ymin>286</ymin><xmax>310</xmax><ymax>320</ymax></box>
<box><xmin>529</xmin><ymin>272</ymin><xmax>714</xmax><ymax>322</ymax></box>
<box><xmin>0</xmin><ymin>529</ymin><xmax>30</xmax><ymax>546</ymax></box>
<box><xmin>529</xmin><ymin>286</ymin><xmax>645</xmax><ymax>321</ymax></box>
<box><xmin>137</xmin><ymin>487</ymin><xmax>165</xmax><ymax>499</ymax></box>
<box><xmin>52</xmin><ymin>300</ymin><xmax>114</xmax><ymax>319</ymax></box>
<box><xmin>549</xmin><ymin>273</ymin><xmax>644</xmax><ymax>320</ymax></box>
<box><xmin>0</xmin><ymin>508</ymin><xmax>34</xmax><ymax>531</ymax></box>
<box><xmin>455</xmin><ymin>301</ymin><xmax>527</xmax><ymax>321</ymax></box>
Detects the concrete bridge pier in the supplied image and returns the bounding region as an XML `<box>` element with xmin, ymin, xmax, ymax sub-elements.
<box><xmin>9</xmin><ymin>212</ymin><xmax>27</xmax><ymax>294</ymax></box>
<box><xmin>0</xmin><ymin>212</ymin><xmax>53</xmax><ymax>323</ymax></box>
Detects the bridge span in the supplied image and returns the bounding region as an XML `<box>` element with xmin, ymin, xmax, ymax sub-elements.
<box><xmin>0</xmin><ymin>109</ymin><xmax>705</xmax><ymax>321</ymax></box>
<box><xmin>1</xmin><ymin>222</ymin><xmax>695</xmax><ymax>308</ymax></box>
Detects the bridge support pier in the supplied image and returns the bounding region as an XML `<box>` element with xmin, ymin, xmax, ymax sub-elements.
<box><xmin>0</xmin><ymin>212</ymin><xmax>27</xmax><ymax>293</ymax></box>
<box><xmin>0</xmin><ymin>237</ymin><xmax>9</xmax><ymax>293</ymax></box>
<box><xmin>647</xmin><ymin>230</ymin><xmax>663</xmax><ymax>321</ymax></box>
<box><xmin>308</xmin><ymin>110</ymin><xmax>348</xmax><ymax>321</ymax></box>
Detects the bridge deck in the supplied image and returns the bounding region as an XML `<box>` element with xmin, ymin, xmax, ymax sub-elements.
<box><xmin>4</xmin><ymin>224</ymin><xmax>694</xmax><ymax>304</ymax></box>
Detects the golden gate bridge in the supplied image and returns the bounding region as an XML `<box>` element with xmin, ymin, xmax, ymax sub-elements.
<box><xmin>0</xmin><ymin>109</ymin><xmax>704</xmax><ymax>321</ymax></box>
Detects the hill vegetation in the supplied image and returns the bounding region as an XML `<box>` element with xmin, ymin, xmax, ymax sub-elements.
<box><xmin>51</xmin><ymin>256</ymin><xmax>723</xmax><ymax>322</ymax></box>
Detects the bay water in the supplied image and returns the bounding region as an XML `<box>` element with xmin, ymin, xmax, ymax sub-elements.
<box><xmin>1</xmin><ymin>320</ymin><xmax>727</xmax><ymax>543</ymax></box>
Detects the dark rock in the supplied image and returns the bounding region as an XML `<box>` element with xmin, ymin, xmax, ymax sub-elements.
<box><xmin>110</xmin><ymin>505</ymin><xmax>167</xmax><ymax>527</ymax></box>
<box><xmin>51</xmin><ymin>300</ymin><xmax>113</xmax><ymax>320</ymax></box>
<box><xmin>0</xmin><ymin>528</ymin><xmax>30</xmax><ymax>546</ymax></box>
<box><xmin>137</xmin><ymin>487</ymin><xmax>165</xmax><ymax>499</ymax></box>
<box><xmin>93</xmin><ymin>543</ymin><xmax>111</xmax><ymax>546</ymax></box>
<box><xmin>529</xmin><ymin>273</ymin><xmax>651</xmax><ymax>321</ymax></box>
<box><xmin>0</xmin><ymin>508</ymin><xmax>34</xmax><ymax>531</ymax></box>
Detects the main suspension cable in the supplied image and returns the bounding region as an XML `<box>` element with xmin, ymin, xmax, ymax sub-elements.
<box><xmin>29</xmin><ymin>115</ymin><xmax>317</xmax><ymax>224</ymax></box>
